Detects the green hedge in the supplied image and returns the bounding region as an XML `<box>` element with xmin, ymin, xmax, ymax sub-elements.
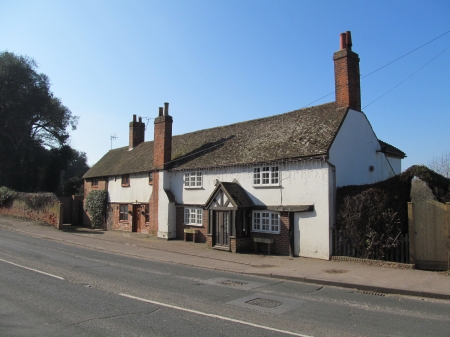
<box><xmin>85</xmin><ymin>190</ymin><xmax>108</xmax><ymax>229</ymax></box>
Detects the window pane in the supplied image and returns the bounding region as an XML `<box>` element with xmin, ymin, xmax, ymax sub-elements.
<box><xmin>271</xmin><ymin>213</ymin><xmax>279</xmax><ymax>232</ymax></box>
<box><xmin>253</xmin><ymin>213</ymin><xmax>260</xmax><ymax>230</ymax></box>
<box><xmin>262</xmin><ymin>212</ymin><xmax>270</xmax><ymax>231</ymax></box>
<box><xmin>196</xmin><ymin>172</ymin><xmax>202</xmax><ymax>186</ymax></box>
<box><xmin>185</xmin><ymin>173</ymin><xmax>190</xmax><ymax>187</ymax></box>
<box><xmin>262</xmin><ymin>167</ymin><xmax>270</xmax><ymax>184</ymax></box>
<box><xmin>196</xmin><ymin>209</ymin><xmax>202</xmax><ymax>224</ymax></box>
<box><xmin>253</xmin><ymin>168</ymin><xmax>260</xmax><ymax>184</ymax></box>
<box><xmin>184</xmin><ymin>208</ymin><xmax>190</xmax><ymax>223</ymax></box>
<box><xmin>271</xmin><ymin>167</ymin><xmax>279</xmax><ymax>184</ymax></box>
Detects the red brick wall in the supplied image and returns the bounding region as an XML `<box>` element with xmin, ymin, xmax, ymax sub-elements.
<box><xmin>153</xmin><ymin>115</ymin><xmax>173</xmax><ymax>170</ymax></box>
<box><xmin>333</xmin><ymin>48</ymin><xmax>361</xmax><ymax>111</ymax></box>
<box><xmin>175</xmin><ymin>206</ymin><xmax>208</xmax><ymax>243</ymax></box>
<box><xmin>129</xmin><ymin>116</ymin><xmax>145</xmax><ymax>149</ymax></box>
<box><xmin>249</xmin><ymin>211</ymin><xmax>290</xmax><ymax>255</ymax></box>
<box><xmin>0</xmin><ymin>194</ymin><xmax>63</xmax><ymax>229</ymax></box>
<box><xmin>148</xmin><ymin>173</ymin><xmax>159</xmax><ymax>236</ymax></box>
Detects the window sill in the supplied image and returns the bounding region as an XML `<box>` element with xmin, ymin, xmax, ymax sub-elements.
<box><xmin>184</xmin><ymin>186</ymin><xmax>203</xmax><ymax>190</ymax></box>
<box><xmin>184</xmin><ymin>223</ymin><xmax>203</xmax><ymax>227</ymax></box>
<box><xmin>121</xmin><ymin>184</ymin><xmax>130</xmax><ymax>187</ymax></box>
<box><xmin>252</xmin><ymin>230</ymin><xmax>280</xmax><ymax>235</ymax></box>
<box><xmin>252</xmin><ymin>184</ymin><xmax>280</xmax><ymax>188</ymax></box>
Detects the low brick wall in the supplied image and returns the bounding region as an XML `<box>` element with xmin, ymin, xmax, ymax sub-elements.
<box><xmin>0</xmin><ymin>193</ymin><xmax>63</xmax><ymax>229</ymax></box>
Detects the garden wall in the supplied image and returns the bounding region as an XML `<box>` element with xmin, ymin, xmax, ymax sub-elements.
<box><xmin>0</xmin><ymin>192</ymin><xmax>63</xmax><ymax>229</ymax></box>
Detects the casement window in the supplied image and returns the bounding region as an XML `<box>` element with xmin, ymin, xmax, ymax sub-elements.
<box><xmin>184</xmin><ymin>171</ymin><xmax>202</xmax><ymax>188</ymax></box>
<box><xmin>148</xmin><ymin>172</ymin><xmax>154</xmax><ymax>185</ymax></box>
<box><xmin>92</xmin><ymin>178</ymin><xmax>98</xmax><ymax>187</ymax></box>
<box><xmin>253</xmin><ymin>166</ymin><xmax>279</xmax><ymax>186</ymax></box>
<box><xmin>184</xmin><ymin>207</ymin><xmax>203</xmax><ymax>225</ymax></box>
<box><xmin>121</xmin><ymin>174</ymin><xmax>130</xmax><ymax>186</ymax></box>
<box><xmin>119</xmin><ymin>205</ymin><xmax>129</xmax><ymax>221</ymax></box>
<box><xmin>144</xmin><ymin>204</ymin><xmax>150</xmax><ymax>223</ymax></box>
<box><xmin>252</xmin><ymin>211</ymin><xmax>280</xmax><ymax>234</ymax></box>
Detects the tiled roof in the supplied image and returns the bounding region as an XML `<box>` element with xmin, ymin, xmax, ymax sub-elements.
<box><xmin>84</xmin><ymin>102</ymin><xmax>348</xmax><ymax>178</ymax></box>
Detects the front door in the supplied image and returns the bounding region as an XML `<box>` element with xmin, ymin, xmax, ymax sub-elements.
<box><xmin>214</xmin><ymin>211</ymin><xmax>229</xmax><ymax>247</ymax></box>
<box><xmin>132</xmin><ymin>204</ymin><xmax>140</xmax><ymax>232</ymax></box>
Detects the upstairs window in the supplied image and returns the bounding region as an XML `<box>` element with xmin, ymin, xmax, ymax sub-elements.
<box><xmin>252</xmin><ymin>211</ymin><xmax>280</xmax><ymax>234</ymax></box>
<box><xmin>121</xmin><ymin>174</ymin><xmax>130</xmax><ymax>187</ymax></box>
<box><xmin>149</xmin><ymin>172</ymin><xmax>154</xmax><ymax>185</ymax></box>
<box><xmin>91</xmin><ymin>178</ymin><xmax>98</xmax><ymax>187</ymax></box>
<box><xmin>253</xmin><ymin>166</ymin><xmax>279</xmax><ymax>186</ymax></box>
<box><xmin>184</xmin><ymin>171</ymin><xmax>202</xmax><ymax>188</ymax></box>
<box><xmin>184</xmin><ymin>207</ymin><xmax>203</xmax><ymax>225</ymax></box>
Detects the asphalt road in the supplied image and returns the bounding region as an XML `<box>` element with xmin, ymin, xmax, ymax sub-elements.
<box><xmin>1</xmin><ymin>228</ymin><xmax>449</xmax><ymax>337</ymax></box>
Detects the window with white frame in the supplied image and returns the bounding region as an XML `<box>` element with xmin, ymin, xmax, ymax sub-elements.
<box><xmin>184</xmin><ymin>207</ymin><xmax>203</xmax><ymax>225</ymax></box>
<box><xmin>252</xmin><ymin>211</ymin><xmax>280</xmax><ymax>234</ymax></box>
<box><xmin>253</xmin><ymin>166</ymin><xmax>279</xmax><ymax>186</ymax></box>
<box><xmin>184</xmin><ymin>171</ymin><xmax>202</xmax><ymax>188</ymax></box>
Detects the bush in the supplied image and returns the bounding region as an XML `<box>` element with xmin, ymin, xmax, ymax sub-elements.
<box><xmin>0</xmin><ymin>186</ymin><xmax>16</xmax><ymax>205</ymax></box>
<box><xmin>85</xmin><ymin>190</ymin><xmax>108</xmax><ymax>229</ymax></box>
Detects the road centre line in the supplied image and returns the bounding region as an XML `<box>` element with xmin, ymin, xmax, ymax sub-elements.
<box><xmin>119</xmin><ymin>293</ymin><xmax>314</xmax><ymax>337</ymax></box>
<box><xmin>0</xmin><ymin>258</ymin><xmax>64</xmax><ymax>280</ymax></box>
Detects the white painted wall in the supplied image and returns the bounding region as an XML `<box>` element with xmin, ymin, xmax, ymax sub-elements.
<box><xmin>171</xmin><ymin>160</ymin><xmax>333</xmax><ymax>259</ymax></box>
<box><xmin>328</xmin><ymin>109</ymin><xmax>398</xmax><ymax>187</ymax></box>
<box><xmin>107</xmin><ymin>173</ymin><xmax>152</xmax><ymax>203</ymax></box>
<box><xmin>157</xmin><ymin>171</ymin><xmax>176</xmax><ymax>239</ymax></box>
<box><xmin>293</xmin><ymin>164</ymin><xmax>334</xmax><ymax>260</ymax></box>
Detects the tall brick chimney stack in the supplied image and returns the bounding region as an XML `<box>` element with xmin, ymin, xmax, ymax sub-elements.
<box><xmin>129</xmin><ymin>114</ymin><xmax>145</xmax><ymax>150</ymax></box>
<box><xmin>153</xmin><ymin>102</ymin><xmax>173</xmax><ymax>170</ymax></box>
<box><xmin>333</xmin><ymin>31</ymin><xmax>361</xmax><ymax>111</ymax></box>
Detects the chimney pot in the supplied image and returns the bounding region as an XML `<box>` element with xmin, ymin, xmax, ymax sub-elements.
<box><xmin>340</xmin><ymin>33</ymin><xmax>347</xmax><ymax>50</ymax></box>
<box><xmin>139</xmin><ymin>117</ymin><xmax>142</xmax><ymax>123</ymax></box>
<box><xmin>133</xmin><ymin>114</ymin><xmax>137</xmax><ymax>122</ymax></box>
<box><xmin>346</xmin><ymin>31</ymin><xmax>352</xmax><ymax>50</ymax></box>
<box><xmin>158</xmin><ymin>107</ymin><xmax>163</xmax><ymax>117</ymax></box>
<box><xmin>164</xmin><ymin>102</ymin><xmax>169</xmax><ymax>116</ymax></box>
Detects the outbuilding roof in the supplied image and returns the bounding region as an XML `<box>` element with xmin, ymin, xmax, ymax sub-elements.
<box><xmin>84</xmin><ymin>102</ymin><xmax>350</xmax><ymax>178</ymax></box>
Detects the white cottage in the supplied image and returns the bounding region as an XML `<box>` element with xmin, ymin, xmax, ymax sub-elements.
<box><xmin>83</xmin><ymin>31</ymin><xmax>405</xmax><ymax>260</ymax></box>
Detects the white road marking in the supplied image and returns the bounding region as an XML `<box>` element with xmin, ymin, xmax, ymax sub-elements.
<box><xmin>119</xmin><ymin>293</ymin><xmax>314</xmax><ymax>337</ymax></box>
<box><xmin>0</xmin><ymin>258</ymin><xmax>64</xmax><ymax>280</ymax></box>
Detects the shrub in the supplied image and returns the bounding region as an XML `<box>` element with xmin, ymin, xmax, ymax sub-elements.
<box><xmin>0</xmin><ymin>186</ymin><xmax>16</xmax><ymax>205</ymax></box>
<box><xmin>85</xmin><ymin>190</ymin><xmax>108</xmax><ymax>229</ymax></box>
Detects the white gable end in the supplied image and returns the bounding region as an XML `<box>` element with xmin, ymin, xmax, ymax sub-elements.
<box><xmin>328</xmin><ymin>109</ymin><xmax>397</xmax><ymax>187</ymax></box>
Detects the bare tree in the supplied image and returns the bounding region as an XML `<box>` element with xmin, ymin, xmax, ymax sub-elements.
<box><xmin>429</xmin><ymin>151</ymin><xmax>450</xmax><ymax>178</ymax></box>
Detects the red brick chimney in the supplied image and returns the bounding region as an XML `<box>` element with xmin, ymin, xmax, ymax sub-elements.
<box><xmin>129</xmin><ymin>114</ymin><xmax>145</xmax><ymax>150</ymax></box>
<box><xmin>153</xmin><ymin>102</ymin><xmax>173</xmax><ymax>169</ymax></box>
<box><xmin>333</xmin><ymin>31</ymin><xmax>361</xmax><ymax>111</ymax></box>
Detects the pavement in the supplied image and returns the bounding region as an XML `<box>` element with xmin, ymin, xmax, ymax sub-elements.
<box><xmin>1</xmin><ymin>214</ymin><xmax>449</xmax><ymax>301</ymax></box>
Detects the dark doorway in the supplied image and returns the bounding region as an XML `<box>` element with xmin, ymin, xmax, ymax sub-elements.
<box><xmin>214</xmin><ymin>211</ymin><xmax>229</xmax><ymax>247</ymax></box>
<box><xmin>132</xmin><ymin>204</ymin><xmax>140</xmax><ymax>232</ymax></box>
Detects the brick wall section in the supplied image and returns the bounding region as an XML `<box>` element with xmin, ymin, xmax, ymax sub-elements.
<box><xmin>333</xmin><ymin>48</ymin><xmax>361</xmax><ymax>111</ymax></box>
<box><xmin>129</xmin><ymin>115</ymin><xmax>145</xmax><ymax>149</ymax></box>
<box><xmin>148</xmin><ymin>173</ymin><xmax>159</xmax><ymax>236</ymax></box>
<box><xmin>175</xmin><ymin>206</ymin><xmax>208</xmax><ymax>243</ymax></box>
<box><xmin>110</xmin><ymin>203</ymin><xmax>132</xmax><ymax>231</ymax></box>
<box><xmin>153</xmin><ymin>115</ymin><xmax>173</xmax><ymax>170</ymax></box>
<box><xmin>0</xmin><ymin>195</ymin><xmax>63</xmax><ymax>229</ymax></box>
<box><xmin>250</xmin><ymin>211</ymin><xmax>290</xmax><ymax>255</ymax></box>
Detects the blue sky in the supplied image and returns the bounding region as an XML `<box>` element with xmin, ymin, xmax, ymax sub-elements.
<box><xmin>1</xmin><ymin>0</ymin><xmax>449</xmax><ymax>170</ymax></box>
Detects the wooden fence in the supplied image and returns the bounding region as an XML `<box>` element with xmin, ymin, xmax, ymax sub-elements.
<box><xmin>332</xmin><ymin>228</ymin><xmax>410</xmax><ymax>264</ymax></box>
<box><xmin>408</xmin><ymin>201</ymin><xmax>449</xmax><ymax>270</ymax></box>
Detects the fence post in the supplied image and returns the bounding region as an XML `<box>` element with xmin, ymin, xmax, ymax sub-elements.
<box><xmin>446</xmin><ymin>203</ymin><xmax>450</xmax><ymax>270</ymax></box>
<box><xmin>408</xmin><ymin>202</ymin><xmax>415</xmax><ymax>265</ymax></box>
